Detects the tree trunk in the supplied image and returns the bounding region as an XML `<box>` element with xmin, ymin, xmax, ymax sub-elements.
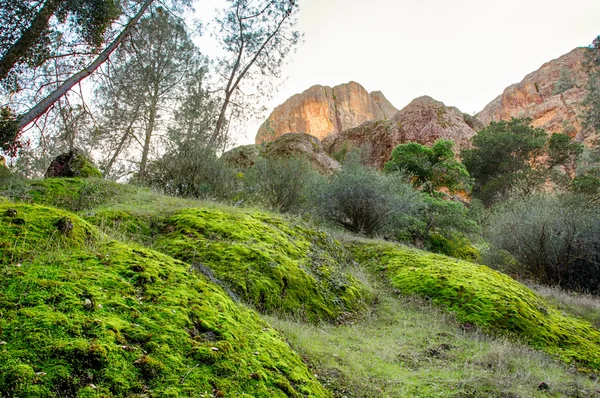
<box><xmin>0</xmin><ymin>0</ymin><xmax>62</xmax><ymax>82</ymax></box>
<box><xmin>138</xmin><ymin>85</ymin><xmax>159</xmax><ymax>181</ymax></box>
<box><xmin>16</xmin><ymin>0</ymin><xmax>155</xmax><ymax>131</ymax></box>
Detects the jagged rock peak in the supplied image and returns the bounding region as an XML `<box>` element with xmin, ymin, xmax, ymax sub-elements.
<box><xmin>255</xmin><ymin>81</ymin><xmax>398</xmax><ymax>144</ymax></box>
<box><xmin>323</xmin><ymin>95</ymin><xmax>477</xmax><ymax>169</ymax></box>
<box><xmin>476</xmin><ymin>47</ymin><xmax>598</xmax><ymax>143</ymax></box>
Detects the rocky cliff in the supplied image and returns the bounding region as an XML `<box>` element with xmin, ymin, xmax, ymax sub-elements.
<box><xmin>323</xmin><ymin>96</ymin><xmax>478</xmax><ymax>169</ymax></box>
<box><xmin>255</xmin><ymin>81</ymin><xmax>398</xmax><ymax>144</ymax></box>
<box><xmin>477</xmin><ymin>47</ymin><xmax>597</xmax><ymax>143</ymax></box>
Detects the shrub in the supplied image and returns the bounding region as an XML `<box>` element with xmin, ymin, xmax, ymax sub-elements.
<box><xmin>485</xmin><ymin>194</ymin><xmax>600</xmax><ymax>293</ymax></box>
<box><xmin>146</xmin><ymin>146</ymin><xmax>239</xmax><ymax>202</ymax></box>
<box><xmin>313</xmin><ymin>162</ymin><xmax>420</xmax><ymax>237</ymax></box>
<box><xmin>244</xmin><ymin>156</ymin><xmax>318</xmax><ymax>213</ymax></box>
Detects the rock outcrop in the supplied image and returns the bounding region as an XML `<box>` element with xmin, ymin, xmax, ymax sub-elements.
<box><xmin>324</xmin><ymin>96</ymin><xmax>477</xmax><ymax>169</ymax></box>
<box><xmin>477</xmin><ymin>47</ymin><xmax>597</xmax><ymax>143</ymax></box>
<box><xmin>222</xmin><ymin>133</ymin><xmax>340</xmax><ymax>174</ymax></box>
<box><xmin>255</xmin><ymin>81</ymin><xmax>397</xmax><ymax>144</ymax></box>
<box><xmin>45</xmin><ymin>149</ymin><xmax>102</xmax><ymax>178</ymax></box>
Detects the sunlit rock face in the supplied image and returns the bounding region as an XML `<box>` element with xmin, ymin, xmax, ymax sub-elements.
<box><xmin>255</xmin><ymin>81</ymin><xmax>397</xmax><ymax>144</ymax></box>
<box><xmin>477</xmin><ymin>47</ymin><xmax>598</xmax><ymax>143</ymax></box>
<box><xmin>323</xmin><ymin>96</ymin><xmax>478</xmax><ymax>169</ymax></box>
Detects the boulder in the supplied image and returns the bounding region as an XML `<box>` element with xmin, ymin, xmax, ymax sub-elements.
<box><xmin>224</xmin><ymin>133</ymin><xmax>340</xmax><ymax>174</ymax></box>
<box><xmin>220</xmin><ymin>144</ymin><xmax>261</xmax><ymax>169</ymax></box>
<box><xmin>255</xmin><ymin>81</ymin><xmax>397</xmax><ymax>144</ymax></box>
<box><xmin>263</xmin><ymin>133</ymin><xmax>341</xmax><ymax>174</ymax></box>
<box><xmin>45</xmin><ymin>149</ymin><xmax>102</xmax><ymax>179</ymax></box>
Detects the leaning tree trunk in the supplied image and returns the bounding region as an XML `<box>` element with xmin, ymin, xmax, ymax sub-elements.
<box><xmin>16</xmin><ymin>0</ymin><xmax>155</xmax><ymax>131</ymax></box>
<box><xmin>0</xmin><ymin>0</ymin><xmax>62</xmax><ymax>82</ymax></box>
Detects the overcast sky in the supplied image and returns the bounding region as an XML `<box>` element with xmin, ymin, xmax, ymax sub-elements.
<box><xmin>197</xmin><ymin>0</ymin><xmax>600</xmax><ymax>145</ymax></box>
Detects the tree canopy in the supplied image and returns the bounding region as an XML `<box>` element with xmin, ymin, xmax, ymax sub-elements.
<box><xmin>462</xmin><ymin>118</ymin><xmax>582</xmax><ymax>205</ymax></box>
<box><xmin>384</xmin><ymin>139</ymin><xmax>471</xmax><ymax>195</ymax></box>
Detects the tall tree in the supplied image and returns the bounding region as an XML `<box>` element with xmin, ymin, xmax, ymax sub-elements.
<box><xmin>0</xmin><ymin>0</ymin><xmax>156</xmax><ymax>156</ymax></box>
<box><xmin>95</xmin><ymin>8</ymin><xmax>197</xmax><ymax>180</ymax></box>
<box><xmin>209</xmin><ymin>0</ymin><xmax>300</xmax><ymax>148</ymax></box>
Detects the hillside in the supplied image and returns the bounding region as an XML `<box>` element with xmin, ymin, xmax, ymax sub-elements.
<box><xmin>1</xmin><ymin>178</ymin><xmax>600</xmax><ymax>396</ymax></box>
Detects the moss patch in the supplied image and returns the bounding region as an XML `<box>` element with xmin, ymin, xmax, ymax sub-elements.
<box><xmin>350</xmin><ymin>240</ymin><xmax>600</xmax><ymax>372</ymax></box>
<box><xmin>154</xmin><ymin>208</ymin><xmax>371</xmax><ymax>323</ymax></box>
<box><xmin>0</xmin><ymin>202</ymin><xmax>330</xmax><ymax>397</ymax></box>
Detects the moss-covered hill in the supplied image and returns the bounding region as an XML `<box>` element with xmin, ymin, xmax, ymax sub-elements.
<box><xmin>351</xmin><ymin>241</ymin><xmax>600</xmax><ymax>372</ymax></box>
<box><xmin>0</xmin><ymin>202</ymin><xmax>330</xmax><ymax>397</ymax></box>
<box><xmin>2</xmin><ymin>177</ymin><xmax>600</xmax><ymax>397</ymax></box>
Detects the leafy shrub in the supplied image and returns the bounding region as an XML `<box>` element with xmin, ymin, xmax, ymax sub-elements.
<box><xmin>244</xmin><ymin>156</ymin><xmax>318</xmax><ymax>213</ymax></box>
<box><xmin>146</xmin><ymin>146</ymin><xmax>240</xmax><ymax>202</ymax></box>
<box><xmin>313</xmin><ymin>162</ymin><xmax>420</xmax><ymax>237</ymax></box>
<box><xmin>485</xmin><ymin>194</ymin><xmax>600</xmax><ymax>293</ymax></box>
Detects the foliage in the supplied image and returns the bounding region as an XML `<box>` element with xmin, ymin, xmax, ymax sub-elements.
<box><xmin>552</xmin><ymin>68</ymin><xmax>575</xmax><ymax>95</ymax></box>
<box><xmin>462</xmin><ymin>118</ymin><xmax>579</xmax><ymax>205</ymax></box>
<box><xmin>146</xmin><ymin>146</ymin><xmax>240</xmax><ymax>202</ymax></box>
<box><xmin>244</xmin><ymin>156</ymin><xmax>317</xmax><ymax>213</ymax></box>
<box><xmin>94</xmin><ymin>7</ymin><xmax>198</xmax><ymax>180</ymax></box>
<box><xmin>0</xmin><ymin>201</ymin><xmax>330</xmax><ymax>397</ymax></box>
<box><xmin>485</xmin><ymin>194</ymin><xmax>600</xmax><ymax>293</ymax></box>
<box><xmin>210</xmin><ymin>0</ymin><xmax>301</xmax><ymax>145</ymax></box>
<box><xmin>384</xmin><ymin>139</ymin><xmax>471</xmax><ymax>195</ymax></box>
<box><xmin>0</xmin><ymin>0</ymin><xmax>121</xmax><ymax>89</ymax></box>
<box><xmin>313</xmin><ymin>162</ymin><xmax>420</xmax><ymax>237</ymax></box>
<box><xmin>0</xmin><ymin>107</ymin><xmax>20</xmax><ymax>157</ymax></box>
<box><xmin>350</xmin><ymin>240</ymin><xmax>600</xmax><ymax>372</ymax></box>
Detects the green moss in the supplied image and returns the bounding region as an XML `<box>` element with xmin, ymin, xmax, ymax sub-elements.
<box><xmin>86</xmin><ymin>208</ymin><xmax>156</xmax><ymax>245</ymax></box>
<box><xmin>154</xmin><ymin>208</ymin><xmax>371</xmax><ymax>322</ymax></box>
<box><xmin>0</xmin><ymin>201</ymin><xmax>330</xmax><ymax>397</ymax></box>
<box><xmin>350</xmin><ymin>241</ymin><xmax>600</xmax><ymax>371</ymax></box>
<box><xmin>74</xmin><ymin>154</ymin><xmax>102</xmax><ymax>178</ymax></box>
<box><xmin>0</xmin><ymin>202</ymin><xmax>98</xmax><ymax>263</ymax></box>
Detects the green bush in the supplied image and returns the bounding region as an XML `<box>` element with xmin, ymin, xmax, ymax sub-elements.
<box><xmin>312</xmin><ymin>162</ymin><xmax>420</xmax><ymax>237</ymax></box>
<box><xmin>146</xmin><ymin>146</ymin><xmax>240</xmax><ymax>202</ymax></box>
<box><xmin>244</xmin><ymin>156</ymin><xmax>318</xmax><ymax>213</ymax></box>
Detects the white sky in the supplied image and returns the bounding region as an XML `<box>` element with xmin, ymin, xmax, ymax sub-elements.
<box><xmin>196</xmin><ymin>0</ymin><xmax>600</xmax><ymax>145</ymax></box>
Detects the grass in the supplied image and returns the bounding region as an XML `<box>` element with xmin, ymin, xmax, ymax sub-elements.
<box><xmin>349</xmin><ymin>240</ymin><xmax>600</xmax><ymax>372</ymax></box>
<box><xmin>267</xmin><ymin>280</ymin><xmax>600</xmax><ymax>397</ymax></box>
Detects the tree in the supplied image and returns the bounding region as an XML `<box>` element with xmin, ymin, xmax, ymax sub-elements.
<box><xmin>209</xmin><ymin>0</ymin><xmax>300</xmax><ymax>147</ymax></box>
<box><xmin>384</xmin><ymin>139</ymin><xmax>471</xmax><ymax>195</ymax></box>
<box><xmin>0</xmin><ymin>0</ymin><xmax>120</xmax><ymax>84</ymax></box>
<box><xmin>462</xmin><ymin>118</ymin><xmax>581</xmax><ymax>205</ymax></box>
<box><xmin>95</xmin><ymin>8</ymin><xmax>197</xmax><ymax>180</ymax></box>
<box><xmin>0</xmin><ymin>0</ymin><xmax>156</xmax><ymax>156</ymax></box>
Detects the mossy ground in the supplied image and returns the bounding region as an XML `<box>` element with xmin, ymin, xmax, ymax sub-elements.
<box><xmin>154</xmin><ymin>208</ymin><xmax>371</xmax><ymax>322</ymax></box>
<box><xmin>0</xmin><ymin>202</ymin><xmax>330</xmax><ymax>397</ymax></box>
<box><xmin>349</xmin><ymin>240</ymin><xmax>600</xmax><ymax>372</ymax></box>
<box><xmin>268</xmin><ymin>283</ymin><xmax>600</xmax><ymax>397</ymax></box>
<box><xmin>3</xmin><ymin>178</ymin><xmax>600</xmax><ymax>396</ymax></box>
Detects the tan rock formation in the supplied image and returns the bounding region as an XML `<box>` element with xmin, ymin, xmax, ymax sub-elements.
<box><xmin>477</xmin><ymin>47</ymin><xmax>597</xmax><ymax>143</ymax></box>
<box><xmin>324</xmin><ymin>96</ymin><xmax>477</xmax><ymax>169</ymax></box>
<box><xmin>255</xmin><ymin>82</ymin><xmax>397</xmax><ymax>144</ymax></box>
